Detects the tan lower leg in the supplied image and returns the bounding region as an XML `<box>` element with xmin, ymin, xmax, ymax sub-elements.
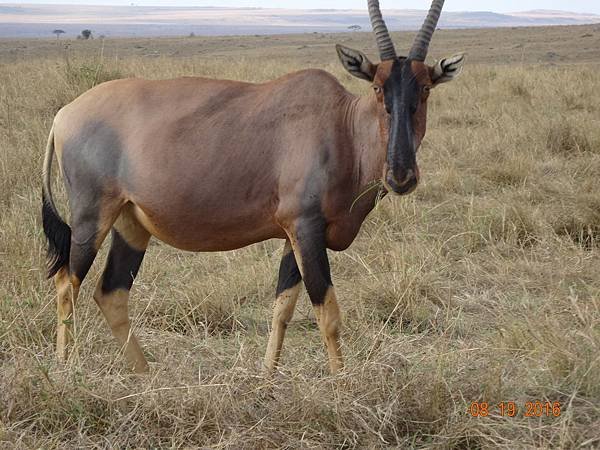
<box><xmin>264</xmin><ymin>283</ymin><xmax>301</xmax><ymax>373</ymax></box>
<box><xmin>313</xmin><ymin>287</ymin><xmax>343</xmax><ymax>374</ymax></box>
<box><xmin>93</xmin><ymin>283</ymin><xmax>149</xmax><ymax>373</ymax></box>
<box><xmin>55</xmin><ymin>268</ymin><xmax>80</xmax><ymax>361</ymax></box>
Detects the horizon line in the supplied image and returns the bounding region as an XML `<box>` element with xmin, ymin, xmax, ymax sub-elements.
<box><xmin>2</xmin><ymin>3</ymin><xmax>600</xmax><ymax>16</ymax></box>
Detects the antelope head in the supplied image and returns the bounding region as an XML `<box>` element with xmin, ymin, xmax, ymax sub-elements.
<box><xmin>336</xmin><ymin>0</ymin><xmax>465</xmax><ymax>195</ymax></box>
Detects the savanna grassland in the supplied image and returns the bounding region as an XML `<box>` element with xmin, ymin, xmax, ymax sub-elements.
<box><xmin>1</xmin><ymin>24</ymin><xmax>600</xmax><ymax>448</ymax></box>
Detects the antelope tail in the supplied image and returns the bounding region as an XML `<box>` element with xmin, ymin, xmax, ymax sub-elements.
<box><xmin>42</xmin><ymin>124</ymin><xmax>71</xmax><ymax>278</ymax></box>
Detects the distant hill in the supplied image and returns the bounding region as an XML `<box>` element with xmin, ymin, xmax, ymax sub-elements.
<box><xmin>1</xmin><ymin>4</ymin><xmax>599</xmax><ymax>38</ymax></box>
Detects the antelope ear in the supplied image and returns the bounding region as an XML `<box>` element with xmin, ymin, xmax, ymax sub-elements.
<box><xmin>336</xmin><ymin>44</ymin><xmax>377</xmax><ymax>82</ymax></box>
<box><xmin>431</xmin><ymin>52</ymin><xmax>466</xmax><ymax>86</ymax></box>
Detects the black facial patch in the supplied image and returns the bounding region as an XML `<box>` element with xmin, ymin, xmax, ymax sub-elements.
<box><xmin>275</xmin><ymin>245</ymin><xmax>302</xmax><ymax>297</ymax></box>
<box><xmin>101</xmin><ymin>230</ymin><xmax>146</xmax><ymax>293</ymax></box>
<box><xmin>383</xmin><ymin>58</ymin><xmax>421</xmax><ymax>117</ymax></box>
<box><xmin>382</xmin><ymin>58</ymin><xmax>422</xmax><ymax>177</ymax></box>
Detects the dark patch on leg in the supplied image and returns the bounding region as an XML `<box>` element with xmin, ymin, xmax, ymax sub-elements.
<box><xmin>290</xmin><ymin>135</ymin><xmax>336</xmax><ymax>305</ymax></box>
<box><xmin>275</xmin><ymin>243</ymin><xmax>302</xmax><ymax>297</ymax></box>
<box><xmin>69</xmin><ymin>207</ymin><xmax>101</xmax><ymax>282</ymax></box>
<box><xmin>295</xmin><ymin>215</ymin><xmax>332</xmax><ymax>306</ymax></box>
<box><xmin>101</xmin><ymin>230</ymin><xmax>146</xmax><ymax>294</ymax></box>
<box><xmin>69</xmin><ymin>241</ymin><xmax>98</xmax><ymax>283</ymax></box>
<box><xmin>294</xmin><ymin>166</ymin><xmax>332</xmax><ymax>305</ymax></box>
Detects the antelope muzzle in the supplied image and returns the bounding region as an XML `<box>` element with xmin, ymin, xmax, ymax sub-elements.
<box><xmin>385</xmin><ymin>166</ymin><xmax>419</xmax><ymax>196</ymax></box>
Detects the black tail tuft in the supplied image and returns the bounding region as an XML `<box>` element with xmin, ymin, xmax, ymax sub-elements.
<box><xmin>42</xmin><ymin>190</ymin><xmax>71</xmax><ymax>279</ymax></box>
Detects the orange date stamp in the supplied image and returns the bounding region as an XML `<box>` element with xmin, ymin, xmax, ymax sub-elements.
<box><xmin>469</xmin><ymin>401</ymin><xmax>561</xmax><ymax>418</ymax></box>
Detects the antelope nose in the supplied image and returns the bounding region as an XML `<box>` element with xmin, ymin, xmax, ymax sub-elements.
<box><xmin>386</xmin><ymin>169</ymin><xmax>419</xmax><ymax>196</ymax></box>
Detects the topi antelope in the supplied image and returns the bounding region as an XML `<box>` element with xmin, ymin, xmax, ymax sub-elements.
<box><xmin>42</xmin><ymin>0</ymin><xmax>465</xmax><ymax>374</ymax></box>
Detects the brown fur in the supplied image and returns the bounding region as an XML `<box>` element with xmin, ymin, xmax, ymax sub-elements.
<box><xmin>53</xmin><ymin>70</ymin><xmax>388</xmax><ymax>253</ymax></box>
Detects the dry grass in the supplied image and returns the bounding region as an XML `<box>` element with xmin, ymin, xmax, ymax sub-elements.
<box><xmin>1</xmin><ymin>27</ymin><xmax>600</xmax><ymax>448</ymax></box>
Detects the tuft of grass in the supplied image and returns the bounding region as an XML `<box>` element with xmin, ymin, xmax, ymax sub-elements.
<box><xmin>64</xmin><ymin>63</ymin><xmax>124</xmax><ymax>96</ymax></box>
<box><xmin>550</xmin><ymin>194</ymin><xmax>600</xmax><ymax>249</ymax></box>
<box><xmin>547</xmin><ymin>120</ymin><xmax>593</xmax><ymax>155</ymax></box>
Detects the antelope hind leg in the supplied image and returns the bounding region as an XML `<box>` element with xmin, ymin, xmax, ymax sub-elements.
<box><xmin>93</xmin><ymin>209</ymin><xmax>150</xmax><ymax>373</ymax></box>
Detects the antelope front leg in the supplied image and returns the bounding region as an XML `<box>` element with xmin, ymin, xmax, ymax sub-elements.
<box><xmin>287</xmin><ymin>216</ymin><xmax>343</xmax><ymax>374</ymax></box>
<box><xmin>264</xmin><ymin>240</ymin><xmax>302</xmax><ymax>374</ymax></box>
<box><xmin>312</xmin><ymin>287</ymin><xmax>343</xmax><ymax>374</ymax></box>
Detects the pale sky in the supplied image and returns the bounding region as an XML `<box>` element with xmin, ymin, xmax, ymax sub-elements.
<box><xmin>9</xmin><ymin>1</ymin><xmax>600</xmax><ymax>15</ymax></box>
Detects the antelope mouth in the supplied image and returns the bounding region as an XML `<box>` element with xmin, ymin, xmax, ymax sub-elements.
<box><xmin>384</xmin><ymin>171</ymin><xmax>419</xmax><ymax>196</ymax></box>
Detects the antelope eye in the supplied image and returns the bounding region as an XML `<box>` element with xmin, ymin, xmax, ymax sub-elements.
<box><xmin>373</xmin><ymin>85</ymin><xmax>382</xmax><ymax>94</ymax></box>
<box><xmin>422</xmin><ymin>85</ymin><xmax>432</xmax><ymax>94</ymax></box>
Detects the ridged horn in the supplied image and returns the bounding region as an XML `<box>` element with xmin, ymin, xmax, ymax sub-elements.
<box><xmin>409</xmin><ymin>0</ymin><xmax>445</xmax><ymax>61</ymax></box>
<box><xmin>368</xmin><ymin>0</ymin><xmax>397</xmax><ymax>61</ymax></box>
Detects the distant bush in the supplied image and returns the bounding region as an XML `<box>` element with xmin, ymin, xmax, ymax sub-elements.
<box><xmin>52</xmin><ymin>29</ymin><xmax>65</xmax><ymax>40</ymax></box>
<box><xmin>79</xmin><ymin>29</ymin><xmax>93</xmax><ymax>40</ymax></box>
